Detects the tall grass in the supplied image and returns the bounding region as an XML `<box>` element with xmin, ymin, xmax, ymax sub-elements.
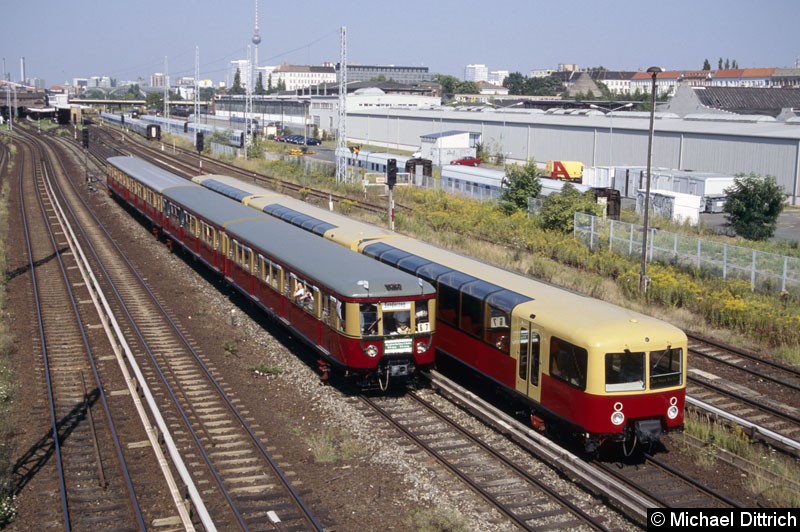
<box><xmin>0</xmin><ymin>172</ymin><xmax>17</xmax><ymax>525</ymax></box>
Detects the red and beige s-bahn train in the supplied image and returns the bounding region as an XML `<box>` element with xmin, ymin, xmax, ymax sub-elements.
<box><xmin>105</xmin><ymin>156</ymin><xmax>437</xmax><ymax>389</ymax></box>
<box><xmin>192</xmin><ymin>173</ymin><xmax>688</xmax><ymax>453</ymax></box>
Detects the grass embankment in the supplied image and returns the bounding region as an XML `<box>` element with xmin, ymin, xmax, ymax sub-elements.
<box><xmin>0</xmin><ymin>138</ymin><xmax>18</xmax><ymax>525</ymax></box>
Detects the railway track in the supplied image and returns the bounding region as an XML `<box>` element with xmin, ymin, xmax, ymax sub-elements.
<box><xmin>66</xmin><ymin>121</ymin><xmax>798</xmax><ymax>513</ymax></box>
<box><xmin>90</xmin><ymin>122</ymin><xmax>407</xmax><ymax>219</ymax></box>
<box><xmin>686</xmin><ymin>333</ymin><xmax>800</xmax><ymax>456</ymax></box>
<box><xmin>363</xmin><ymin>391</ymin><xmax>611</xmax><ymax>531</ymax></box>
<box><xmin>14</xmin><ymin>132</ymin><xmax>150</xmax><ymax>529</ymax></box>
<box><xmin>15</xmin><ymin>126</ymin><xmax>327</xmax><ymax>530</ymax></box>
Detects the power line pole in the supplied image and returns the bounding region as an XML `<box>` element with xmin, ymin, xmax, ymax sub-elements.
<box><xmin>335</xmin><ymin>26</ymin><xmax>347</xmax><ymax>184</ymax></box>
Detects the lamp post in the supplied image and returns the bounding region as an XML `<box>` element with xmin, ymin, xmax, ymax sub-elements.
<box><xmin>640</xmin><ymin>66</ymin><xmax>663</xmax><ymax>293</ymax></box>
<box><xmin>487</xmin><ymin>101</ymin><xmax>522</xmax><ymax>159</ymax></box>
<box><xmin>589</xmin><ymin>102</ymin><xmax>633</xmax><ymax>166</ymax></box>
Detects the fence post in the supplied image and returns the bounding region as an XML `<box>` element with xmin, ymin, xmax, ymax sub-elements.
<box><xmin>723</xmin><ymin>244</ymin><xmax>728</xmax><ymax>280</ymax></box>
<box><xmin>751</xmin><ymin>249</ymin><xmax>757</xmax><ymax>291</ymax></box>
<box><xmin>783</xmin><ymin>256</ymin><xmax>788</xmax><ymax>293</ymax></box>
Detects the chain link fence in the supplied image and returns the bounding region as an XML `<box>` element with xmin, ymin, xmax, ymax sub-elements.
<box><xmin>574</xmin><ymin>212</ymin><xmax>800</xmax><ymax>296</ymax></box>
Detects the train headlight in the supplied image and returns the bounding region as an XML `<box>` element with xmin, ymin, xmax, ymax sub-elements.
<box><xmin>667</xmin><ymin>405</ymin><xmax>680</xmax><ymax>420</ymax></box>
<box><xmin>611</xmin><ymin>411</ymin><xmax>625</xmax><ymax>426</ymax></box>
<box><xmin>415</xmin><ymin>341</ymin><xmax>428</xmax><ymax>354</ymax></box>
<box><xmin>365</xmin><ymin>345</ymin><xmax>379</xmax><ymax>358</ymax></box>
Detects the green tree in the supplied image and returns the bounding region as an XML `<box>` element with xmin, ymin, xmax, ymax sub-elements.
<box><xmin>723</xmin><ymin>173</ymin><xmax>786</xmax><ymax>241</ymax></box>
<box><xmin>229</xmin><ymin>68</ymin><xmax>245</xmax><ymax>95</ymax></box>
<box><xmin>503</xmin><ymin>72</ymin><xmax>527</xmax><ymax>95</ymax></box>
<box><xmin>538</xmin><ymin>184</ymin><xmax>604</xmax><ymax>233</ymax></box>
<box><xmin>456</xmin><ymin>81</ymin><xmax>480</xmax><ymax>94</ymax></box>
<box><xmin>499</xmin><ymin>160</ymin><xmax>541</xmax><ymax>213</ymax></box>
<box><xmin>145</xmin><ymin>91</ymin><xmax>163</xmax><ymax>110</ymax></box>
<box><xmin>254</xmin><ymin>72</ymin><xmax>265</xmax><ymax>95</ymax></box>
<box><xmin>433</xmin><ymin>74</ymin><xmax>459</xmax><ymax>96</ymax></box>
<box><xmin>703</xmin><ymin>59</ymin><xmax>711</xmax><ymax>70</ymax></box>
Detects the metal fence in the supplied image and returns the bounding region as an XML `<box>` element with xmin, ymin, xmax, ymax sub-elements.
<box><xmin>574</xmin><ymin>212</ymin><xmax>800</xmax><ymax>295</ymax></box>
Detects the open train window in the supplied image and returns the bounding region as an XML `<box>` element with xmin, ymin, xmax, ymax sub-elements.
<box><xmin>549</xmin><ymin>337</ymin><xmax>587</xmax><ymax>390</ymax></box>
<box><xmin>605</xmin><ymin>352</ymin><xmax>645</xmax><ymax>392</ymax></box>
<box><xmin>650</xmin><ymin>347</ymin><xmax>683</xmax><ymax>389</ymax></box>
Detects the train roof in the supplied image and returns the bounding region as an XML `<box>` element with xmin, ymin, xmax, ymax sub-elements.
<box><xmin>362</xmin><ymin>236</ymin><xmax>681</xmax><ymax>348</ymax></box>
<box><xmin>163</xmin><ymin>186</ymin><xmax>435</xmax><ymax>299</ymax></box>
<box><xmin>193</xmin><ymin>175</ymin><xmax>393</xmax><ymax>242</ymax></box>
<box><xmin>107</xmin><ymin>156</ymin><xmax>192</xmax><ymax>192</ymax></box>
<box><xmin>188</xmin><ymin>174</ymin><xmax>683</xmax><ymax>348</ymax></box>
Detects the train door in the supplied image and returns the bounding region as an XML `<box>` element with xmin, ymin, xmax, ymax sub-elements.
<box><xmin>512</xmin><ymin>317</ymin><xmax>541</xmax><ymax>401</ymax></box>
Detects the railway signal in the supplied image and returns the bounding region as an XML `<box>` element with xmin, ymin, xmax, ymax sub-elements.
<box><xmin>82</xmin><ymin>128</ymin><xmax>89</xmax><ymax>149</ymax></box>
<box><xmin>387</xmin><ymin>158</ymin><xmax>397</xmax><ymax>189</ymax></box>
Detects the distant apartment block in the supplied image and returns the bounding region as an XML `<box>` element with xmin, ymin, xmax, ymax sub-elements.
<box><xmin>464</xmin><ymin>64</ymin><xmax>488</xmax><ymax>82</ymax></box>
<box><xmin>336</xmin><ymin>64</ymin><xmax>431</xmax><ymax>85</ymax></box>
<box><xmin>488</xmin><ymin>70</ymin><xmax>510</xmax><ymax>85</ymax></box>
<box><xmin>273</xmin><ymin>64</ymin><xmax>337</xmax><ymax>92</ymax></box>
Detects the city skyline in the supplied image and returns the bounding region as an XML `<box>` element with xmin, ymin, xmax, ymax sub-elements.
<box><xmin>2</xmin><ymin>0</ymin><xmax>799</xmax><ymax>87</ymax></box>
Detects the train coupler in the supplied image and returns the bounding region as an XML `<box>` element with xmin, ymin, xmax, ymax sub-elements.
<box><xmin>318</xmin><ymin>359</ymin><xmax>330</xmax><ymax>382</ymax></box>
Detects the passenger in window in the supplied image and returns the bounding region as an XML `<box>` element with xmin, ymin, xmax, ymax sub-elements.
<box><xmin>294</xmin><ymin>284</ymin><xmax>312</xmax><ymax>305</ymax></box>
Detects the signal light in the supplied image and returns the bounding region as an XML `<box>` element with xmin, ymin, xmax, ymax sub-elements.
<box><xmin>387</xmin><ymin>158</ymin><xmax>397</xmax><ymax>188</ymax></box>
<box><xmin>82</xmin><ymin>128</ymin><xmax>89</xmax><ymax>149</ymax></box>
<box><xmin>195</xmin><ymin>131</ymin><xmax>204</xmax><ymax>153</ymax></box>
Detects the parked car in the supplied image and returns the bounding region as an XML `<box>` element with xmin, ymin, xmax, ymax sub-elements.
<box><xmin>451</xmin><ymin>156</ymin><xmax>481</xmax><ymax>166</ymax></box>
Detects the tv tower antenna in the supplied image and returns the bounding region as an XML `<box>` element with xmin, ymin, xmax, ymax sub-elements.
<box><xmin>252</xmin><ymin>0</ymin><xmax>261</xmax><ymax>71</ymax></box>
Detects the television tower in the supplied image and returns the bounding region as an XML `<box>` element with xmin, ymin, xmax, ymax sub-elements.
<box><xmin>252</xmin><ymin>0</ymin><xmax>261</xmax><ymax>72</ymax></box>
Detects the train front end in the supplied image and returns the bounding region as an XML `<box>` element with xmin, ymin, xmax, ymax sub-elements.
<box><xmin>540</xmin><ymin>319</ymin><xmax>688</xmax><ymax>454</ymax></box>
<box><xmin>336</xmin><ymin>294</ymin><xmax>436</xmax><ymax>390</ymax></box>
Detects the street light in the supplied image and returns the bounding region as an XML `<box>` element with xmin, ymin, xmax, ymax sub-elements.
<box><xmin>640</xmin><ymin>66</ymin><xmax>663</xmax><ymax>293</ymax></box>
<box><xmin>486</xmin><ymin>101</ymin><xmax>523</xmax><ymax>159</ymax></box>
<box><xmin>589</xmin><ymin>102</ymin><xmax>633</xmax><ymax>166</ymax></box>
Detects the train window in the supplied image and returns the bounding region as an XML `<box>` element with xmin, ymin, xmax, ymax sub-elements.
<box><xmin>517</xmin><ymin>321</ymin><xmax>540</xmax><ymax>385</ymax></box>
<box><xmin>486</xmin><ymin>305</ymin><xmax>510</xmax><ymax>353</ymax></box>
<box><xmin>270</xmin><ymin>263</ymin><xmax>282</xmax><ymax>291</ymax></box>
<box><xmin>605</xmin><ymin>352</ymin><xmax>645</xmax><ymax>392</ymax></box>
<box><xmin>437</xmin><ymin>284</ymin><xmax>459</xmax><ymax>327</ymax></box>
<box><xmin>323</xmin><ymin>295</ymin><xmax>342</xmax><ymax>330</ymax></box>
<box><xmin>650</xmin><ymin>347</ymin><xmax>683</xmax><ymax>389</ymax></box>
<box><xmin>414</xmin><ymin>303</ymin><xmax>431</xmax><ymax>333</ymax></box>
<box><xmin>381</xmin><ymin>301</ymin><xmax>412</xmax><ymax>334</ymax></box>
<box><xmin>257</xmin><ymin>255</ymin><xmax>268</xmax><ymax>283</ymax></box>
<box><xmin>549</xmin><ymin>337</ymin><xmax>587</xmax><ymax>390</ymax></box>
<box><xmin>360</xmin><ymin>303</ymin><xmax>379</xmax><ymax>336</ymax></box>
<box><xmin>459</xmin><ymin>292</ymin><xmax>484</xmax><ymax>338</ymax></box>
<box><xmin>186</xmin><ymin>213</ymin><xmax>199</xmax><ymax>236</ymax></box>
<box><xmin>233</xmin><ymin>242</ymin><xmax>253</xmax><ymax>272</ymax></box>
<box><xmin>201</xmin><ymin>222</ymin><xmax>216</xmax><ymax>249</ymax></box>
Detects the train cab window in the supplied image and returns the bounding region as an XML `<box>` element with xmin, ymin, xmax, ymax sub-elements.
<box><xmin>360</xmin><ymin>304</ymin><xmax>379</xmax><ymax>336</ymax></box>
<box><xmin>605</xmin><ymin>352</ymin><xmax>645</xmax><ymax>392</ymax></box>
<box><xmin>549</xmin><ymin>337</ymin><xmax>587</xmax><ymax>390</ymax></box>
<box><xmin>381</xmin><ymin>302</ymin><xmax>414</xmax><ymax>335</ymax></box>
<box><xmin>650</xmin><ymin>347</ymin><xmax>683</xmax><ymax>389</ymax></box>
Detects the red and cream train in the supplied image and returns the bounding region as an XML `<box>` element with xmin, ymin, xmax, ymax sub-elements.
<box><xmin>192</xmin><ymin>173</ymin><xmax>688</xmax><ymax>452</ymax></box>
<box><xmin>106</xmin><ymin>156</ymin><xmax>437</xmax><ymax>389</ymax></box>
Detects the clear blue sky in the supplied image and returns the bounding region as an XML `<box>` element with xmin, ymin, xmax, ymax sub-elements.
<box><xmin>3</xmin><ymin>0</ymin><xmax>798</xmax><ymax>86</ymax></box>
